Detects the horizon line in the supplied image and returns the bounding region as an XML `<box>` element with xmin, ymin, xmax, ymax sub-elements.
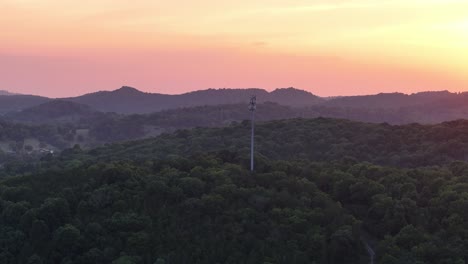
<box><xmin>1</xmin><ymin>86</ymin><xmax>461</xmax><ymax>99</ymax></box>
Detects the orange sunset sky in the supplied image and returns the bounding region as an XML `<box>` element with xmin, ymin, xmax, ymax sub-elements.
<box><xmin>1</xmin><ymin>0</ymin><xmax>467</xmax><ymax>97</ymax></box>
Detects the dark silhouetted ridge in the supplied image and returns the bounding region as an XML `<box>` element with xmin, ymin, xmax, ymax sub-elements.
<box><xmin>66</xmin><ymin>86</ymin><xmax>323</xmax><ymax>114</ymax></box>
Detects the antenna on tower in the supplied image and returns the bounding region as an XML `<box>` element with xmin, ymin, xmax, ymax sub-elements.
<box><xmin>249</xmin><ymin>95</ymin><xmax>256</xmax><ymax>172</ymax></box>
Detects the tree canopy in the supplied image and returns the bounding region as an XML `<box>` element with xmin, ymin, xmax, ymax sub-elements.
<box><xmin>1</xmin><ymin>117</ymin><xmax>468</xmax><ymax>263</ymax></box>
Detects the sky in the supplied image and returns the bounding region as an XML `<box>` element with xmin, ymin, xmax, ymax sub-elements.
<box><xmin>1</xmin><ymin>0</ymin><xmax>468</xmax><ymax>98</ymax></box>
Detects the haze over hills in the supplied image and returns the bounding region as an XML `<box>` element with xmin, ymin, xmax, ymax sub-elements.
<box><xmin>3</xmin><ymin>86</ymin><xmax>468</xmax><ymax>124</ymax></box>
<box><xmin>5</xmin><ymin>99</ymin><xmax>468</xmax><ymax>158</ymax></box>
<box><xmin>0</xmin><ymin>94</ymin><xmax>51</xmax><ymax>114</ymax></box>
<box><xmin>5</xmin><ymin>100</ymin><xmax>99</xmax><ymax>123</ymax></box>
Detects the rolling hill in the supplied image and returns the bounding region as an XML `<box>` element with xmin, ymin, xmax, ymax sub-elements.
<box><xmin>27</xmin><ymin>117</ymin><xmax>466</xmax><ymax>169</ymax></box>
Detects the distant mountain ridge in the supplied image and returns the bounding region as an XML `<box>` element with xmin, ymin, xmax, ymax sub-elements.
<box><xmin>66</xmin><ymin>86</ymin><xmax>323</xmax><ymax>114</ymax></box>
<box><xmin>0</xmin><ymin>87</ymin><xmax>322</xmax><ymax>115</ymax></box>
<box><xmin>2</xmin><ymin>87</ymin><xmax>468</xmax><ymax>119</ymax></box>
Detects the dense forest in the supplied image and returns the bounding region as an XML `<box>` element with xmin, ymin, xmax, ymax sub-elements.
<box><xmin>5</xmin><ymin>114</ymin><xmax>468</xmax><ymax>167</ymax></box>
<box><xmin>52</xmin><ymin>118</ymin><xmax>468</xmax><ymax>168</ymax></box>
<box><xmin>2</xmin><ymin>118</ymin><xmax>468</xmax><ymax>263</ymax></box>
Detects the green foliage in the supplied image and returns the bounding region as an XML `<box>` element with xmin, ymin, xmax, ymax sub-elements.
<box><xmin>0</xmin><ymin>155</ymin><xmax>364</xmax><ymax>263</ymax></box>
<box><xmin>47</xmin><ymin>118</ymin><xmax>468</xmax><ymax>169</ymax></box>
<box><xmin>1</xmin><ymin>118</ymin><xmax>468</xmax><ymax>263</ymax></box>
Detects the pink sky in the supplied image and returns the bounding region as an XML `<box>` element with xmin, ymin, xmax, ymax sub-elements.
<box><xmin>1</xmin><ymin>0</ymin><xmax>468</xmax><ymax>98</ymax></box>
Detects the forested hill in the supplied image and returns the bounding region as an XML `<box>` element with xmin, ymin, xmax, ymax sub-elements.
<box><xmin>58</xmin><ymin>118</ymin><xmax>468</xmax><ymax>168</ymax></box>
<box><xmin>2</xmin><ymin>118</ymin><xmax>468</xmax><ymax>263</ymax></box>
<box><xmin>3</xmin><ymin>114</ymin><xmax>468</xmax><ymax>168</ymax></box>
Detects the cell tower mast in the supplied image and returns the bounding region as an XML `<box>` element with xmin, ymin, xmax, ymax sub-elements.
<box><xmin>249</xmin><ymin>96</ymin><xmax>257</xmax><ymax>172</ymax></box>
